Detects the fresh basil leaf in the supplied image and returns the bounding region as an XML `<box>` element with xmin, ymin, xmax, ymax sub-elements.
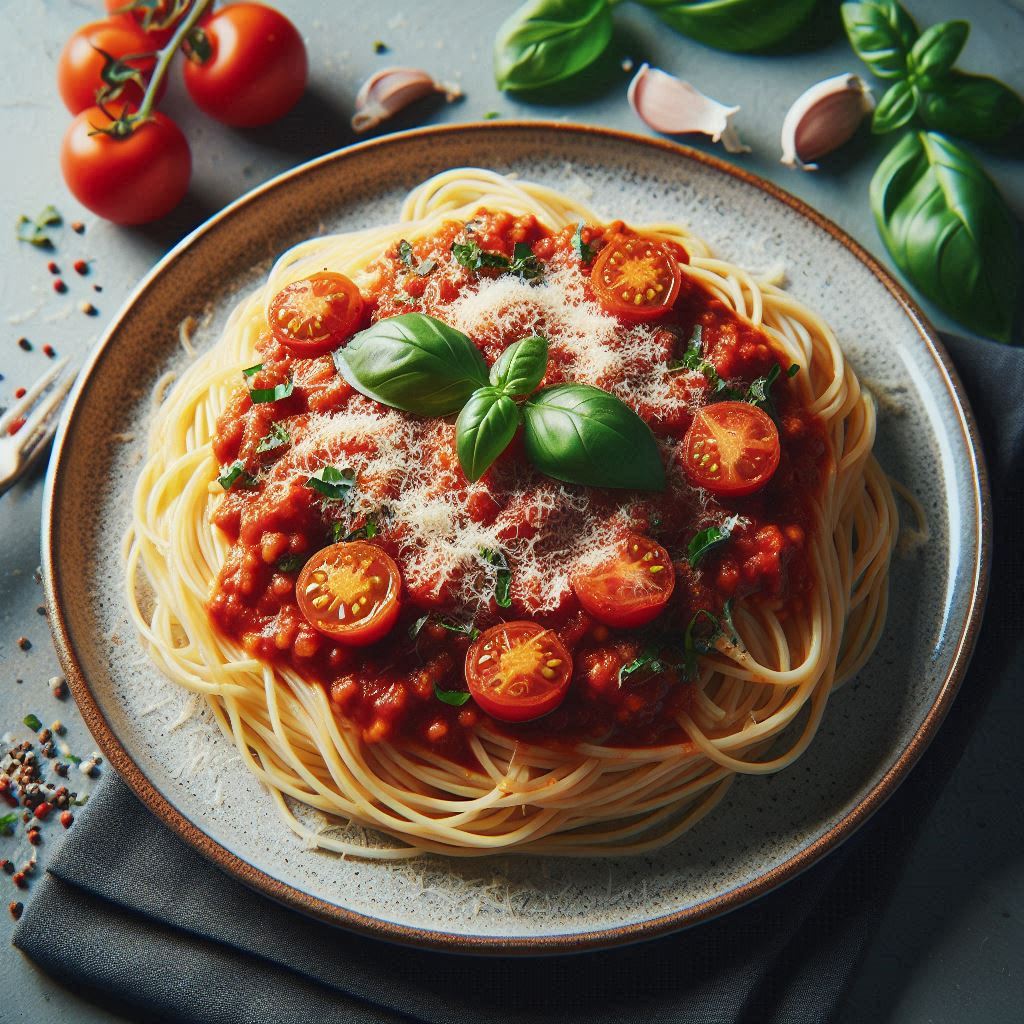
<box><xmin>494</xmin><ymin>0</ymin><xmax>614</xmax><ymax>92</ymax></box>
<box><xmin>489</xmin><ymin>335</ymin><xmax>549</xmax><ymax>396</ymax></box>
<box><xmin>870</xmin><ymin>131</ymin><xmax>1020</xmax><ymax>344</ymax></box>
<box><xmin>872</xmin><ymin>79</ymin><xmax>918</xmax><ymax>134</ymax></box>
<box><xmin>398</xmin><ymin>239</ymin><xmax>414</xmax><ymax>267</ymax></box>
<box><xmin>509</xmin><ymin>241</ymin><xmax>544</xmax><ymax>281</ymax></box>
<box><xmin>242</xmin><ymin>363</ymin><xmax>264</xmax><ymax>377</ymax></box>
<box><xmin>907</xmin><ymin>19</ymin><xmax>968</xmax><ymax>81</ymax></box>
<box><xmin>638</xmin><ymin>0</ymin><xmax>818</xmax><ymax>53</ymax></box>
<box><xmin>787</xmin><ymin>363</ymin><xmax>800</xmax><ymax>378</ymax></box>
<box><xmin>916</xmin><ymin>72</ymin><xmax>1024</xmax><ymax>144</ymax></box>
<box><xmin>618</xmin><ymin>644</ymin><xmax>668</xmax><ymax>685</ymax></box>
<box><xmin>24</xmin><ymin>713</ymin><xmax>42</xmax><ymax>731</ymax></box>
<box><xmin>434</xmin><ymin>682</ymin><xmax>473</xmax><ymax>706</ymax></box>
<box><xmin>0</xmin><ymin>812</ymin><xmax>17</xmax><ymax>835</ymax></box>
<box><xmin>571</xmin><ymin>221</ymin><xmax>596</xmax><ymax>264</ymax></box>
<box><xmin>435</xmin><ymin>618</ymin><xmax>482</xmax><ymax>641</ymax></box>
<box><xmin>841</xmin><ymin>0</ymin><xmax>918</xmax><ymax>79</ymax></box>
<box><xmin>409</xmin><ymin>614</ymin><xmax>430</xmax><ymax>640</ymax></box>
<box><xmin>256</xmin><ymin>422</ymin><xmax>290</xmax><ymax>454</ymax></box>
<box><xmin>305</xmin><ymin>465</ymin><xmax>356</xmax><ymax>501</ymax></box>
<box><xmin>276</xmin><ymin>554</ymin><xmax>306</xmax><ymax>572</ymax></box>
<box><xmin>218</xmin><ymin>461</ymin><xmax>255</xmax><ymax>490</ymax></box>
<box><xmin>746</xmin><ymin>363</ymin><xmax>783</xmax><ymax>416</ymax></box>
<box><xmin>249</xmin><ymin>378</ymin><xmax>294</xmax><ymax>404</ymax></box>
<box><xmin>687</xmin><ymin>515</ymin><xmax>742</xmax><ymax>568</ymax></box>
<box><xmin>334</xmin><ymin>313</ymin><xmax>489</xmax><ymax>416</ymax></box>
<box><xmin>668</xmin><ymin>325</ymin><xmax>743</xmax><ymax>400</ymax></box>
<box><xmin>522</xmin><ymin>384</ymin><xmax>666</xmax><ymax>491</ymax></box>
<box><xmin>481</xmin><ymin>547</ymin><xmax>513</xmax><ymax>608</ymax></box>
<box><xmin>451</xmin><ymin>239</ymin><xmax>510</xmax><ymax>272</ymax></box>
<box><xmin>456</xmin><ymin>388</ymin><xmax>521</xmax><ymax>482</ymax></box>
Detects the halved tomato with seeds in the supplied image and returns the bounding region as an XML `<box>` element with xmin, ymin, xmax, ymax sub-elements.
<box><xmin>269</xmin><ymin>272</ymin><xmax>365</xmax><ymax>357</ymax></box>
<box><xmin>296</xmin><ymin>541</ymin><xmax>401</xmax><ymax>646</ymax></box>
<box><xmin>572</xmin><ymin>535</ymin><xmax>675</xmax><ymax>629</ymax></box>
<box><xmin>465</xmin><ymin>621</ymin><xmax>572</xmax><ymax>723</ymax></box>
<box><xmin>682</xmin><ymin>401</ymin><xmax>781</xmax><ymax>498</ymax></box>
<box><xmin>590</xmin><ymin>236</ymin><xmax>681</xmax><ymax>321</ymax></box>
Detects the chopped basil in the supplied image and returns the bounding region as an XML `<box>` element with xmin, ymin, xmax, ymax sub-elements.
<box><xmin>618</xmin><ymin>606</ymin><xmax>729</xmax><ymax>686</ymax></box>
<box><xmin>571</xmin><ymin>221</ymin><xmax>596</xmax><ymax>264</ymax></box>
<box><xmin>332</xmin><ymin>507</ymin><xmax>386</xmax><ymax>543</ymax></box>
<box><xmin>23</xmin><ymin>713</ymin><xmax>42</xmax><ymax>731</ymax></box>
<box><xmin>667</xmin><ymin>325</ymin><xmax>742</xmax><ymax>400</ymax></box>
<box><xmin>409</xmin><ymin>614</ymin><xmax>430</xmax><ymax>640</ymax></box>
<box><xmin>305</xmin><ymin>466</ymin><xmax>356</xmax><ymax>501</ymax></box>
<box><xmin>256</xmin><ymin>422</ymin><xmax>290</xmax><ymax>454</ymax></box>
<box><xmin>398</xmin><ymin>239</ymin><xmax>436</xmax><ymax>277</ymax></box>
<box><xmin>410</xmin><ymin>615</ymin><xmax>480</xmax><ymax>643</ymax></box>
<box><xmin>687</xmin><ymin>515</ymin><xmax>742</xmax><ymax>568</ymax></box>
<box><xmin>242</xmin><ymin>363</ymin><xmax>264</xmax><ymax>378</ymax></box>
<box><xmin>433</xmin><ymin>682</ymin><xmax>473</xmax><ymax>706</ymax></box>
<box><xmin>745</xmin><ymin>363</ymin><xmax>782</xmax><ymax>418</ymax></box>
<box><xmin>248</xmin><ymin>378</ymin><xmax>294</xmax><ymax>404</ymax></box>
<box><xmin>16</xmin><ymin>205</ymin><xmax>62</xmax><ymax>247</ymax></box>
<box><xmin>481</xmin><ymin>547</ymin><xmax>512</xmax><ymax>608</ymax></box>
<box><xmin>218</xmin><ymin>461</ymin><xmax>255</xmax><ymax>490</ymax></box>
<box><xmin>0</xmin><ymin>812</ymin><xmax>17</xmax><ymax>835</ymax></box>
<box><xmin>276</xmin><ymin>554</ymin><xmax>306</xmax><ymax>572</ymax></box>
<box><xmin>508</xmin><ymin>241</ymin><xmax>543</xmax><ymax>281</ymax></box>
<box><xmin>451</xmin><ymin>239</ymin><xmax>511</xmax><ymax>273</ymax></box>
<box><xmin>787</xmin><ymin>363</ymin><xmax>800</xmax><ymax>378</ymax></box>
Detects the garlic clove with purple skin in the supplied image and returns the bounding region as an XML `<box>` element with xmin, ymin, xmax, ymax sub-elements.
<box><xmin>351</xmin><ymin>68</ymin><xmax>463</xmax><ymax>134</ymax></box>
<box><xmin>627</xmin><ymin>63</ymin><xmax>751</xmax><ymax>155</ymax></box>
<box><xmin>780</xmin><ymin>73</ymin><xmax>874</xmax><ymax>171</ymax></box>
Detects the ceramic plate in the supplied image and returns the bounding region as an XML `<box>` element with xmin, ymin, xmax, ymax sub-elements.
<box><xmin>43</xmin><ymin>123</ymin><xmax>989</xmax><ymax>954</ymax></box>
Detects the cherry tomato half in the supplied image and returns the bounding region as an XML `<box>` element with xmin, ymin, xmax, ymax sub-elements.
<box><xmin>60</xmin><ymin>106</ymin><xmax>191</xmax><ymax>225</ymax></box>
<box><xmin>572</xmin><ymin>535</ymin><xmax>676</xmax><ymax>629</ymax></box>
<box><xmin>269</xmin><ymin>273</ymin><xmax>365</xmax><ymax>356</ymax></box>
<box><xmin>296</xmin><ymin>542</ymin><xmax>401</xmax><ymax>646</ymax></box>
<box><xmin>57</xmin><ymin>18</ymin><xmax>162</xmax><ymax>114</ymax></box>
<box><xmin>682</xmin><ymin>401</ymin><xmax>781</xmax><ymax>498</ymax></box>
<box><xmin>182</xmin><ymin>3</ymin><xmax>307</xmax><ymax>127</ymax></box>
<box><xmin>465</xmin><ymin>621</ymin><xmax>573</xmax><ymax>724</ymax></box>
<box><xmin>590</xmin><ymin>236</ymin><xmax>682</xmax><ymax>322</ymax></box>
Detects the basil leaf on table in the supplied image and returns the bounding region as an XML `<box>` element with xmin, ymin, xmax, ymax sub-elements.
<box><xmin>870</xmin><ymin>131</ymin><xmax>1021</xmax><ymax>344</ymax></box>
<box><xmin>841</xmin><ymin>0</ymin><xmax>918</xmax><ymax>79</ymax></box>
<box><xmin>494</xmin><ymin>0</ymin><xmax>614</xmax><ymax>92</ymax></box>
<box><xmin>455</xmin><ymin>387</ymin><xmax>522</xmax><ymax>482</ymax></box>
<box><xmin>637</xmin><ymin>0</ymin><xmax>819</xmax><ymax>53</ymax></box>
<box><xmin>916</xmin><ymin>72</ymin><xmax>1024</xmax><ymax>144</ymax></box>
<box><xmin>521</xmin><ymin>384</ymin><xmax>666</xmax><ymax>490</ymax></box>
<box><xmin>333</xmin><ymin>313</ymin><xmax>489</xmax><ymax>416</ymax></box>
<box><xmin>906</xmin><ymin>19</ymin><xmax>968</xmax><ymax>81</ymax></box>
<box><xmin>872</xmin><ymin>79</ymin><xmax>917</xmax><ymax>134</ymax></box>
<box><xmin>489</xmin><ymin>335</ymin><xmax>548</xmax><ymax>396</ymax></box>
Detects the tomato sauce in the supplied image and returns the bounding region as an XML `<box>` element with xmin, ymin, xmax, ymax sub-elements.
<box><xmin>206</xmin><ymin>210</ymin><xmax>829</xmax><ymax>765</ymax></box>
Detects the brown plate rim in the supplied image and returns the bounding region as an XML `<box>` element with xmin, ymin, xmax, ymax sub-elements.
<box><xmin>42</xmin><ymin>121</ymin><xmax>992</xmax><ymax>956</ymax></box>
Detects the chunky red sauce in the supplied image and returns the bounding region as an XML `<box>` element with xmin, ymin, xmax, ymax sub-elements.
<box><xmin>207</xmin><ymin>211</ymin><xmax>828</xmax><ymax>765</ymax></box>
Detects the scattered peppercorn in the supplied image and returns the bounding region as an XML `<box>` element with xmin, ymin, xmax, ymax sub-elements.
<box><xmin>17</xmin><ymin>337</ymin><xmax>31</xmax><ymax>351</ymax></box>
<box><xmin>14</xmin><ymin>387</ymin><xmax>26</xmax><ymax>399</ymax></box>
<box><xmin>9</xmin><ymin>901</ymin><xmax>23</xmax><ymax>921</ymax></box>
<box><xmin>12</xmin><ymin>872</ymin><xmax>26</xmax><ymax>889</ymax></box>
<box><xmin>53</xmin><ymin>279</ymin><xmax>68</xmax><ymax>294</ymax></box>
<box><xmin>73</xmin><ymin>259</ymin><xmax>89</xmax><ymax>275</ymax></box>
<box><xmin>50</xmin><ymin>677</ymin><xmax>67</xmax><ymax>700</ymax></box>
<box><xmin>50</xmin><ymin>720</ymin><xmax>65</xmax><ymax>736</ymax></box>
<box><xmin>0</xmin><ymin>861</ymin><xmax>12</xmax><ymax>875</ymax></box>
<box><xmin>79</xmin><ymin>301</ymin><xmax>98</xmax><ymax>316</ymax></box>
<box><xmin>71</xmin><ymin>221</ymin><xmax>85</xmax><ymax>234</ymax></box>
<box><xmin>60</xmin><ymin>811</ymin><xmax>73</xmax><ymax>829</ymax></box>
<box><xmin>54</xmin><ymin>762</ymin><xmax>68</xmax><ymax>778</ymax></box>
<box><xmin>46</xmin><ymin>261</ymin><xmax>59</xmax><ymax>274</ymax></box>
<box><xmin>93</xmin><ymin>284</ymin><xmax>103</xmax><ymax>293</ymax></box>
<box><xmin>42</xmin><ymin>344</ymin><xmax>56</xmax><ymax>358</ymax></box>
<box><xmin>373</xmin><ymin>39</ymin><xmax>388</xmax><ymax>52</ymax></box>
<box><xmin>16</xmin><ymin>637</ymin><xmax>30</xmax><ymax>651</ymax></box>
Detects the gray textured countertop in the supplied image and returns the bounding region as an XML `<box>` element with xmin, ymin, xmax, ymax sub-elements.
<box><xmin>0</xmin><ymin>1</ymin><xmax>1021</xmax><ymax>1021</ymax></box>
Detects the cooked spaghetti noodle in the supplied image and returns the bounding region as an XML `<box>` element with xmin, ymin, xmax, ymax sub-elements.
<box><xmin>125</xmin><ymin>169</ymin><xmax>899</xmax><ymax>858</ymax></box>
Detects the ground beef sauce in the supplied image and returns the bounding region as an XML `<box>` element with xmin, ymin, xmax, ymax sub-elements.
<box><xmin>208</xmin><ymin>211</ymin><xmax>828</xmax><ymax>766</ymax></box>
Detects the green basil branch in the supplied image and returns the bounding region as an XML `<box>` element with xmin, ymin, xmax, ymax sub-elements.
<box><xmin>333</xmin><ymin>314</ymin><xmax>666</xmax><ymax>491</ymax></box>
<box><xmin>494</xmin><ymin>0</ymin><xmax>820</xmax><ymax>91</ymax></box>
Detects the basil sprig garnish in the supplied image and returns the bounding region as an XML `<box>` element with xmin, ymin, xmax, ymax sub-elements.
<box><xmin>687</xmin><ymin>515</ymin><xmax>742</xmax><ymax>568</ymax></box>
<box><xmin>334</xmin><ymin>313</ymin><xmax>489</xmax><ymax>416</ymax></box>
<box><xmin>305</xmin><ymin>466</ymin><xmax>356</xmax><ymax>500</ymax></box>
<box><xmin>218</xmin><ymin>461</ymin><xmax>255</xmax><ymax>490</ymax></box>
<box><xmin>451</xmin><ymin>239</ymin><xmax>543</xmax><ymax>281</ymax></box>
<box><xmin>337</xmin><ymin>316</ymin><xmax>665</xmax><ymax>490</ymax></box>
<box><xmin>842</xmin><ymin>1</ymin><xmax>1023</xmax><ymax>142</ymax></box>
<box><xmin>481</xmin><ymin>547</ymin><xmax>513</xmax><ymax>608</ymax></box>
<box><xmin>871</xmin><ymin>132</ymin><xmax>1019</xmax><ymax>344</ymax></box>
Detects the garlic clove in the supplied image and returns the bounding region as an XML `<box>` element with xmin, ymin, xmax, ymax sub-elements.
<box><xmin>780</xmin><ymin>73</ymin><xmax>874</xmax><ymax>171</ymax></box>
<box><xmin>351</xmin><ymin>67</ymin><xmax>463</xmax><ymax>134</ymax></box>
<box><xmin>627</xmin><ymin>63</ymin><xmax>751</xmax><ymax>155</ymax></box>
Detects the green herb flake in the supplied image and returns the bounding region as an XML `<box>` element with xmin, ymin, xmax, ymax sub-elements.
<box><xmin>451</xmin><ymin>239</ymin><xmax>511</xmax><ymax>273</ymax></box>
<box><xmin>483</xmin><ymin>110</ymin><xmax>501</xmax><ymax>119</ymax></box>
<box><xmin>436</xmin><ymin>618</ymin><xmax>481</xmax><ymax>641</ymax></box>
<box><xmin>481</xmin><ymin>547</ymin><xmax>513</xmax><ymax>608</ymax></box>
<box><xmin>16</xmin><ymin>205</ymin><xmax>62</xmax><ymax>247</ymax></box>
<box><xmin>409</xmin><ymin>614</ymin><xmax>430</xmax><ymax>640</ymax></box>
<box><xmin>23</xmin><ymin>713</ymin><xmax>42</xmax><ymax>732</ymax></box>
<box><xmin>218</xmin><ymin>461</ymin><xmax>255</xmax><ymax>490</ymax></box>
<box><xmin>0</xmin><ymin>812</ymin><xmax>17</xmax><ymax>835</ymax></box>
<box><xmin>256</xmin><ymin>422</ymin><xmax>291</xmax><ymax>455</ymax></box>
<box><xmin>571</xmin><ymin>221</ymin><xmax>596</xmax><ymax>264</ymax></box>
<box><xmin>398</xmin><ymin>239</ymin><xmax>415</xmax><ymax>268</ymax></box>
<box><xmin>787</xmin><ymin>363</ymin><xmax>800</xmax><ymax>378</ymax></box>
<box><xmin>276</xmin><ymin>554</ymin><xmax>306</xmax><ymax>573</ymax></box>
<box><xmin>242</xmin><ymin>362</ymin><xmax>264</xmax><ymax>378</ymax></box>
<box><xmin>508</xmin><ymin>241</ymin><xmax>543</xmax><ymax>281</ymax></box>
<box><xmin>373</xmin><ymin>39</ymin><xmax>388</xmax><ymax>53</ymax></box>
<box><xmin>306</xmin><ymin>466</ymin><xmax>356</xmax><ymax>501</ymax></box>
<box><xmin>687</xmin><ymin>515</ymin><xmax>742</xmax><ymax>568</ymax></box>
<box><xmin>745</xmin><ymin>363</ymin><xmax>782</xmax><ymax>417</ymax></box>
<box><xmin>433</xmin><ymin>682</ymin><xmax>473</xmax><ymax>706</ymax></box>
<box><xmin>248</xmin><ymin>378</ymin><xmax>295</xmax><ymax>404</ymax></box>
<box><xmin>334</xmin><ymin>508</ymin><xmax>386</xmax><ymax>543</ymax></box>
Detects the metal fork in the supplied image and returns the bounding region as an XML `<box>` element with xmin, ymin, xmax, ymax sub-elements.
<box><xmin>0</xmin><ymin>358</ymin><xmax>75</xmax><ymax>497</ymax></box>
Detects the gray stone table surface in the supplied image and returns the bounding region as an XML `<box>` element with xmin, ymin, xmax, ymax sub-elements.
<box><xmin>0</xmin><ymin>0</ymin><xmax>1021</xmax><ymax>1021</ymax></box>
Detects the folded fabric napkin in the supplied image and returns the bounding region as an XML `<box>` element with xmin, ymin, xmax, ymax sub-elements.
<box><xmin>15</xmin><ymin>334</ymin><xmax>1023</xmax><ymax>1024</ymax></box>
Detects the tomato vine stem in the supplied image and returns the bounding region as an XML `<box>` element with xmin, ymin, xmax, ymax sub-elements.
<box><xmin>134</xmin><ymin>0</ymin><xmax>213</xmax><ymax>122</ymax></box>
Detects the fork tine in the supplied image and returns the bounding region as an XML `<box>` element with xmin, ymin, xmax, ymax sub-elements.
<box><xmin>0</xmin><ymin>357</ymin><xmax>71</xmax><ymax>434</ymax></box>
<box><xmin>10</xmin><ymin>369</ymin><xmax>76</xmax><ymax>461</ymax></box>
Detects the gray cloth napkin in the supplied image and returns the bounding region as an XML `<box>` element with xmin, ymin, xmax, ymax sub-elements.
<box><xmin>15</xmin><ymin>333</ymin><xmax>1023</xmax><ymax>1024</ymax></box>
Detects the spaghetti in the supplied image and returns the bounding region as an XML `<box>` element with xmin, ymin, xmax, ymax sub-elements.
<box><xmin>125</xmin><ymin>169</ymin><xmax>898</xmax><ymax>858</ymax></box>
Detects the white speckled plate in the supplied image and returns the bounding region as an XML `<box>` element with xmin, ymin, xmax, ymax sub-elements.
<box><xmin>43</xmin><ymin>124</ymin><xmax>989</xmax><ymax>954</ymax></box>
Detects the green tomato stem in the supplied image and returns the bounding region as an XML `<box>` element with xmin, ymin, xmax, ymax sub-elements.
<box><xmin>135</xmin><ymin>0</ymin><xmax>214</xmax><ymax>122</ymax></box>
